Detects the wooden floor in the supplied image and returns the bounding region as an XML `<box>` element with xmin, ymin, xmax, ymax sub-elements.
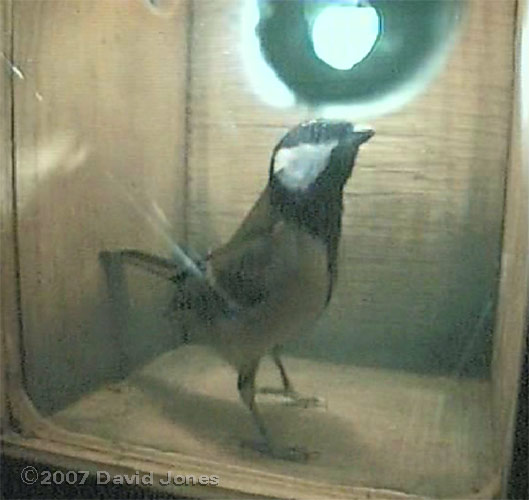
<box><xmin>53</xmin><ymin>346</ymin><xmax>496</xmax><ymax>498</ymax></box>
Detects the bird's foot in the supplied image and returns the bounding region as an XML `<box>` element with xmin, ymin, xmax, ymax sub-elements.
<box><xmin>240</xmin><ymin>439</ymin><xmax>319</xmax><ymax>463</ymax></box>
<box><xmin>284</xmin><ymin>393</ymin><xmax>326</xmax><ymax>409</ymax></box>
<box><xmin>257</xmin><ymin>387</ymin><xmax>327</xmax><ymax>409</ymax></box>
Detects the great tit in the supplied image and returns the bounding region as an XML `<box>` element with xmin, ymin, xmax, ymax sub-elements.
<box><xmin>100</xmin><ymin>120</ymin><xmax>374</xmax><ymax>461</ymax></box>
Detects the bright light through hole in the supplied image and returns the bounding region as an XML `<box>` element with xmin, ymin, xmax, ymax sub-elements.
<box><xmin>240</xmin><ymin>0</ymin><xmax>295</xmax><ymax>107</ymax></box>
<box><xmin>312</xmin><ymin>5</ymin><xmax>380</xmax><ymax>70</ymax></box>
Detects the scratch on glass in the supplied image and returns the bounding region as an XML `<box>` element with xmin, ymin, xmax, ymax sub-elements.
<box><xmin>1</xmin><ymin>52</ymin><xmax>25</xmax><ymax>80</ymax></box>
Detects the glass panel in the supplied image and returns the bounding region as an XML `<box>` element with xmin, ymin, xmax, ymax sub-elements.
<box><xmin>11</xmin><ymin>0</ymin><xmax>515</xmax><ymax>496</ymax></box>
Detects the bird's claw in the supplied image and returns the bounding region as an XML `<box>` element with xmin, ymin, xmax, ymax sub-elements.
<box><xmin>240</xmin><ymin>439</ymin><xmax>319</xmax><ymax>463</ymax></box>
<box><xmin>258</xmin><ymin>387</ymin><xmax>296</xmax><ymax>396</ymax></box>
<box><xmin>257</xmin><ymin>387</ymin><xmax>327</xmax><ymax>409</ymax></box>
<box><xmin>285</xmin><ymin>394</ymin><xmax>326</xmax><ymax>409</ymax></box>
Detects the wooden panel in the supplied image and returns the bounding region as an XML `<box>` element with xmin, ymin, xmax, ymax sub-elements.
<box><xmin>1</xmin><ymin>0</ymin><xmax>15</xmax><ymax>433</ymax></box>
<box><xmin>13</xmin><ymin>0</ymin><xmax>189</xmax><ymax>413</ymax></box>
<box><xmin>187</xmin><ymin>0</ymin><xmax>516</xmax><ymax>375</ymax></box>
<box><xmin>53</xmin><ymin>346</ymin><xmax>496</xmax><ymax>498</ymax></box>
<box><xmin>492</xmin><ymin>0</ymin><xmax>529</xmax><ymax>494</ymax></box>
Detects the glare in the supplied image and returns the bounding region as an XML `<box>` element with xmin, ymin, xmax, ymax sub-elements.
<box><xmin>312</xmin><ymin>5</ymin><xmax>380</xmax><ymax>70</ymax></box>
<box><xmin>240</xmin><ymin>0</ymin><xmax>296</xmax><ymax>107</ymax></box>
<box><xmin>239</xmin><ymin>0</ymin><xmax>452</xmax><ymax>118</ymax></box>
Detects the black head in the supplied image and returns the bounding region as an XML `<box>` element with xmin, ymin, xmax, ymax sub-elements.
<box><xmin>268</xmin><ymin>120</ymin><xmax>374</xmax><ymax>304</ymax></box>
<box><xmin>269</xmin><ymin>120</ymin><xmax>374</xmax><ymax>193</ymax></box>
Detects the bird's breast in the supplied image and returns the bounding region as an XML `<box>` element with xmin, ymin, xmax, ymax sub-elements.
<box><xmin>267</xmin><ymin>224</ymin><xmax>330</xmax><ymax>325</ymax></box>
<box><xmin>212</xmin><ymin>223</ymin><xmax>330</xmax><ymax>366</ymax></box>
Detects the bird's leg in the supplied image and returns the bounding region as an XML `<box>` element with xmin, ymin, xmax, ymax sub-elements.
<box><xmin>258</xmin><ymin>346</ymin><xmax>295</xmax><ymax>396</ymax></box>
<box><xmin>272</xmin><ymin>345</ymin><xmax>296</xmax><ymax>394</ymax></box>
<box><xmin>258</xmin><ymin>346</ymin><xmax>326</xmax><ymax>409</ymax></box>
<box><xmin>238</xmin><ymin>360</ymin><xmax>315</xmax><ymax>462</ymax></box>
<box><xmin>238</xmin><ymin>360</ymin><xmax>270</xmax><ymax>445</ymax></box>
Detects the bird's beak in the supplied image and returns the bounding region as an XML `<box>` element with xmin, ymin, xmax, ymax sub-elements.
<box><xmin>353</xmin><ymin>129</ymin><xmax>375</xmax><ymax>145</ymax></box>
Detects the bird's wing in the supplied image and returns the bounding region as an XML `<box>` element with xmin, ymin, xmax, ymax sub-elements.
<box><xmin>218</xmin><ymin>187</ymin><xmax>278</xmax><ymax>248</ymax></box>
<box><xmin>208</xmin><ymin>187</ymin><xmax>285</xmax><ymax>307</ymax></box>
<box><xmin>168</xmin><ymin>187</ymin><xmax>278</xmax><ymax>323</ymax></box>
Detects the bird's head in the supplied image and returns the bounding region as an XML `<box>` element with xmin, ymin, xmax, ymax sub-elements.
<box><xmin>269</xmin><ymin>120</ymin><xmax>374</xmax><ymax>195</ymax></box>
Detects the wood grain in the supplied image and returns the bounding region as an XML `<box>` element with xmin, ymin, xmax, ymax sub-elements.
<box><xmin>186</xmin><ymin>0</ymin><xmax>517</xmax><ymax>376</ymax></box>
<box><xmin>1</xmin><ymin>0</ymin><xmax>15</xmax><ymax>434</ymax></box>
<box><xmin>492</xmin><ymin>0</ymin><xmax>529</xmax><ymax>495</ymax></box>
<box><xmin>53</xmin><ymin>346</ymin><xmax>496</xmax><ymax>498</ymax></box>
<box><xmin>12</xmin><ymin>0</ymin><xmax>189</xmax><ymax>412</ymax></box>
<box><xmin>2</xmin><ymin>2</ymin><xmax>525</xmax><ymax>498</ymax></box>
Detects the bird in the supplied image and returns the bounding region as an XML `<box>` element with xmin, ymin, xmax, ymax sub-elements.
<box><xmin>100</xmin><ymin>119</ymin><xmax>374</xmax><ymax>461</ymax></box>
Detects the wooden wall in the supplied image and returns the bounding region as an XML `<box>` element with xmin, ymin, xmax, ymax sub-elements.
<box><xmin>492</xmin><ymin>0</ymin><xmax>528</xmax><ymax>493</ymax></box>
<box><xmin>7</xmin><ymin>0</ymin><xmax>520</xmax><ymax>415</ymax></box>
<box><xmin>187</xmin><ymin>0</ymin><xmax>517</xmax><ymax>375</ymax></box>
<box><xmin>1</xmin><ymin>0</ymin><xmax>14</xmax><ymax>432</ymax></box>
<box><xmin>11</xmin><ymin>0</ymin><xmax>189</xmax><ymax>413</ymax></box>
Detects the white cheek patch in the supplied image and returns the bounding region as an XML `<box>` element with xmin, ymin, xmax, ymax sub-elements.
<box><xmin>275</xmin><ymin>141</ymin><xmax>338</xmax><ymax>191</ymax></box>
